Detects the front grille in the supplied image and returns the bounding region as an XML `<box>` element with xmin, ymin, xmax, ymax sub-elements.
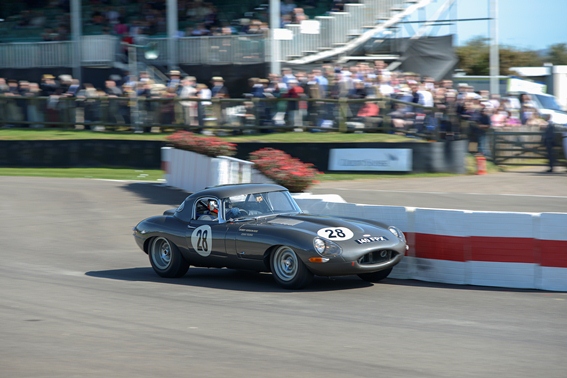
<box><xmin>358</xmin><ymin>250</ymin><xmax>397</xmax><ymax>265</ymax></box>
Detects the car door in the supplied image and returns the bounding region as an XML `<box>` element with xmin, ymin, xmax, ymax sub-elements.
<box><xmin>185</xmin><ymin>197</ymin><xmax>228</xmax><ymax>266</ymax></box>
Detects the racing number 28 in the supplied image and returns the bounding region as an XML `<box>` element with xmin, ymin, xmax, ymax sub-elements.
<box><xmin>191</xmin><ymin>225</ymin><xmax>212</xmax><ymax>257</ymax></box>
<box><xmin>317</xmin><ymin>227</ymin><xmax>353</xmax><ymax>241</ymax></box>
<box><xmin>325</xmin><ymin>229</ymin><xmax>345</xmax><ymax>239</ymax></box>
<box><xmin>196</xmin><ymin>229</ymin><xmax>208</xmax><ymax>252</ymax></box>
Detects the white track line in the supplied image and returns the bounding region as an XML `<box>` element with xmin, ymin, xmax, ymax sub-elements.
<box><xmin>327</xmin><ymin>188</ymin><xmax>567</xmax><ymax>199</ymax></box>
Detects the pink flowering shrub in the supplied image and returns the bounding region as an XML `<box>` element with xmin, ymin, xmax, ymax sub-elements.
<box><xmin>249</xmin><ymin>148</ymin><xmax>322</xmax><ymax>192</ymax></box>
<box><xmin>167</xmin><ymin>131</ymin><xmax>236</xmax><ymax>157</ymax></box>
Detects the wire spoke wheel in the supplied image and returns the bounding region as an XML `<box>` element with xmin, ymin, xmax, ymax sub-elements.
<box><xmin>150</xmin><ymin>237</ymin><xmax>172</xmax><ymax>270</ymax></box>
<box><xmin>272</xmin><ymin>246</ymin><xmax>298</xmax><ymax>282</ymax></box>
<box><xmin>270</xmin><ymin>246</ymin><xmax>313</xmax><ymax>289</ymax></box>
<box><xmin>149</xmin><ymin>237</ymin><xmax>189</xmax><ymax>278</ymax></box>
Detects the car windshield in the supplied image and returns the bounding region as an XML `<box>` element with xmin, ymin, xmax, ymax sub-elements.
<box><xmin>533</xmin><ymin>94</ymin><xmax>564</xmax><ymax>112</ymax></box>
<box><xmin>223</xmin><ymin>190</ymin><xmax>301</xmax><ymax>219</ymax></box>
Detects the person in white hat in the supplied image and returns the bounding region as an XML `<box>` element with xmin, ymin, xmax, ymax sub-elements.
<box><xmin>179</xmin><ymin>76</ymin><xmax>198</xmax><ymax>128</ymax></box>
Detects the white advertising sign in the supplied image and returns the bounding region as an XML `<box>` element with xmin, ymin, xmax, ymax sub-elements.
<box><xmin>328</xmin><ymin>149</ymin><xmax>412</xmax><ymax>172</ymax></box>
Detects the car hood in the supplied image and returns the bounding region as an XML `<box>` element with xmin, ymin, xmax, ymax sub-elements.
<box><xmin>251</xmin><ymin>213</ymin><xmax>396</xmax><ymax>241</ymax></box>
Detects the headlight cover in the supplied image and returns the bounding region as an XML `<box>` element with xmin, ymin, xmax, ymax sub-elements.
<box><xmin>313</xmin><ymin>237</ymin><xmax>342</xmax><ymax>258</ymax></box>
<box><xmin>313</xmin><ymin>237</ymin><xmax>326</xmax><ymax>253</ymax></box>
<box><xmin>389</xmin><ymin>226</ymin><xmax>406</xmax><ymax>242</ymax></box>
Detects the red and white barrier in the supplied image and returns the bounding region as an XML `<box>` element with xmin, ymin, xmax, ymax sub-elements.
<box><xmin>295</xmin><ymin>198</ymin><xmax>567</xmax><ymax>291</ymax></box>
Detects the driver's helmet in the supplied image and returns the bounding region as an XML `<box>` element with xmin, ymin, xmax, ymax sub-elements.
<box><xmin>208</xmin><ymin>199</ymin><xmax>218</xmax><ymax>214</ymax></box>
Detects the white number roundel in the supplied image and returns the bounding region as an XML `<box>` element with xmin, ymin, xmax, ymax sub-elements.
<box><xmin>191</xmin><ymin>225</ymin><xmax>212</xmax><ymax>257</ymax></box>
<box><xmin>317</xmin><ymin>227</ymin><xmax>354</xmax><ymax>241</ymax></box>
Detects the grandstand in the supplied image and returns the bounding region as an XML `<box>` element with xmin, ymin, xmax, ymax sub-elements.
<box><xmin>0</xmin><ymin>0</ymin><xmax>456</xmax><ymax>84</ymax></box>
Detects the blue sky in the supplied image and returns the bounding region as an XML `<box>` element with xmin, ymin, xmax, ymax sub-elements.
<box><xmin>407</xmin><ymin>0</ymin><xmax>567</xmax><ymax>49</ymax></box>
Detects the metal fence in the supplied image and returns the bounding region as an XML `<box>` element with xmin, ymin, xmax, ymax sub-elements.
<box><xmin>0</xmin><ymin>94</ymin><xmax>463</xmax><ymax>140</ymax></box>
<box><xmin>0</xmin><ymin>35</ymin><xmax>266</xmax><ymax>69</ymax></box>
<box><xmin>491</xmin><ymin>127</ymin><xmax>566</xmax><ymax>167</ymax></box>
<box><xmin>3</xmin><ymin>94</ymin><xmax>565</xmax><ymax>167</ymax></box>
<box><xmin>0</xmin><ymin>40</ymin><xmax>73</xmax><ymax>69</ymax></box>
<box><xmin>152</xmin><ymin>35</ymin><xmax>266</xmax><ymax>66</ymax></box>
<box><xmin>0</xmin><ymin>0</ymin><xmax>426</xmax><ymax>68</ymax></box>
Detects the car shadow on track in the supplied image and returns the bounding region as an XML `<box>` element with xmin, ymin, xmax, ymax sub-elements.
<box><xmin>121</xmin><ymin>182</ymin><xmax>189</xmax><ymax>206</ymax></box>
<box><xmin>86</xmin><ymin>267</ymin><xmax>374</xmax><ymax>293</ymax></box>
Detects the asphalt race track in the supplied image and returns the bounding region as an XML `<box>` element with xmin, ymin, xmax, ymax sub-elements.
<box><xmin>1</xmin><ymin>175</ymin><xmax>566</xmax><ymax>378</ymax></box>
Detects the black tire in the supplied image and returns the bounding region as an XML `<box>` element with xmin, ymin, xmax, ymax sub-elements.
<box><xmin>357</xmin><ymin>268</ymin><xmax>393</xmax><ymax>283</ymax></box>
<box><xmin>270</xmin><ymin>246</ymin><xmax>313</xmax><ymax>289</ymax></box>
<box><xmin>149</xmin><ymin>237</ymin><xmax>189</xmax><ymax>278</ymax></box>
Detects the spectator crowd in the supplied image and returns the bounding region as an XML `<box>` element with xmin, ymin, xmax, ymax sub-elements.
<box><xmin>3</xmin><ymin>0</ymin><xmax>343</xmax><ymax>43</ymax></box>
<box><xmin>0</xmin><ymin>59</ymin><xmax>552</xmax><ymax>146</ymax></box>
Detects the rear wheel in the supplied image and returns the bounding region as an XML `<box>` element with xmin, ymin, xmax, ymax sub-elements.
<box><xmin>357</xmin><ymin>268</ymin><xmax>392</xmax><ymax>283</ymax></box>
<box><xmin>270</xmin><ymin>246</ymin><xmax>313</xmax><ymax>290</ymax></box>
<box><xmin>149</xmin><ymin>237</ymin><xmax>189</xmax><ymax>278</ymax></box>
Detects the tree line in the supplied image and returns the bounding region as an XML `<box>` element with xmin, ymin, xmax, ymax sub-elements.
<box><xmin>456</xmin><ymin>38</ymin><xmax>567</xmax><ymax>75</ymax></box>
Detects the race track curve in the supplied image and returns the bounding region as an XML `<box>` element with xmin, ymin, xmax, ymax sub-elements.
<box><xmin>0</xmin><ymin>176</ymin><xmax>565</xmax><ymax>378</ymax></box>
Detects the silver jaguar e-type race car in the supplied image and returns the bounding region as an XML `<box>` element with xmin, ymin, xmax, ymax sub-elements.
<box><xmin>133</xmin><ymin>183</ymin><xmax>407</xmax><ymax>289</ymax></box>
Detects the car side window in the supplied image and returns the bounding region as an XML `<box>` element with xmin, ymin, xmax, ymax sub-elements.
<box><xmin>194</xmin><ymin>197</ymin><xmax>220</xmax><ymax>222</ymax></box>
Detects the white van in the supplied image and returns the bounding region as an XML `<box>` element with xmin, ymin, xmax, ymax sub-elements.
<box><xmin>507</xmin><ymin>78</ymin><xmax>567</xmax><ymax>125</ymax></box>
<box><xmin>527</xmin><ymin>92</ymin><xmax>567</xmax><ymax>126</ymax></box>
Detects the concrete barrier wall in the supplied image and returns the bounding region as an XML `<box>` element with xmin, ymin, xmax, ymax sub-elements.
<box><xmin>234</xmin><ymin>139</ymin><xmax>469</xmax><ymax>174</ymax></box>
<box><xmin>295</xmin><ymin>198</ymin><xmax>567</xmax><ymax>291</ymax></box>
<box><xmin>162</xmin><ymin>147</ymin><xmax>274</xmax><ymax>193</ymax></box>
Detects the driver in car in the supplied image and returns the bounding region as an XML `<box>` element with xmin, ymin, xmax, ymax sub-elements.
<box><xmin>207</xmin><ymin>200</ymin><xmax>219</xmax><ymax>218</ymax></box>
<box><xmin>224</xmin><ymin>199</ymin><xmax>241</xmax><ymax>220</ymax></box>
<box><xmin>198</xmin><ymin>199</ymin><xmax>219</xmax><ymax>221</ymax></box>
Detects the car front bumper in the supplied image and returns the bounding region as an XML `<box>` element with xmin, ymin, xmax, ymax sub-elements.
<box><xmin>305</xmin><ymin>248</ymin><xmax>404</xmax><ymax>276</ymax></box>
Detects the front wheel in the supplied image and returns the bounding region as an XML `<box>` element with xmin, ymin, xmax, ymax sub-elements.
<box><xmin>357</xmin><ymin>268</ymin><xmax>392</xmax><ymax>283</ymax></box>
<box><xmin>149</xmin><ymin>237</ymin><xmax>189</xmax><ymax>278</ymax></box>
<box><xmin>270</xmin><ymin>246</ymin><xmax>313</xmax><ymax>290</ymax></box>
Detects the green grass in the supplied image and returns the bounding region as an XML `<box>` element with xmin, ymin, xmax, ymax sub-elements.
<box><xmin>0</xmin><ymin>168</ymin><xmax>164</xmax><ymax>181</ymax></box>
<box><xmin>0</xmin><ymin>168</ymin><xmax>468</xmax><ymax>181</ymax></box>
<box><xmin>0</xmin><ymin>129</ymin><xmax>419</xmax><ymax>143</ymax></box>
<box><xmin>0</xmin><ymin>129</ymin><xmax>467</xmax><ymax>181</ymax></box>
<box><xmin>221</xmin><ymin>132</ymin><xmax>420</xmax><ymax>143</ymax></box>
<box><xmin>0</xmin><ymin>129</ymin><xmax>170</xmax><ymax>141</ymax></box>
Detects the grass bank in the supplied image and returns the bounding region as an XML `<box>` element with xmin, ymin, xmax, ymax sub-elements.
<box><xmin>0</xmin><ymin>129</ymin><xmax>419</xmax><ymax>143</ymax></box>
<box><xmin>0</xmin><ymin>168</ymin><xmax>164</xmax><ymax>181</ymax></box>
<box><xmin>0</xmin><ymin>129</ymin><xmax>485</xmax><ymax>181</ymax></box>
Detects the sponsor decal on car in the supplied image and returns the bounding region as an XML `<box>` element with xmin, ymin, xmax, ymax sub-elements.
<box><xmin>355</xmin><ymin>236</ymin><xmax>388</xmax><ymax>244</ymax></box>
<box><xmin>239</xmin><ymin>227</ymin><xmax>258</xmax><ymax>237</ymax></box>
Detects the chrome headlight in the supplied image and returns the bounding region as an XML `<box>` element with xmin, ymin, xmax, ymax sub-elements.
<box><xmin>313</xmin><ymin>237</ymin><xmax>326</xmax><ymax>254</ymax></box>
<box><xmin>388</xmin><ymin>226</ymin><xmax>406</xmax><ymax>242</ymax></box>
<box><xmin>313</xmin><ymin>237</ymin><xmax>342</xmax><ymax>258</ymax></box>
